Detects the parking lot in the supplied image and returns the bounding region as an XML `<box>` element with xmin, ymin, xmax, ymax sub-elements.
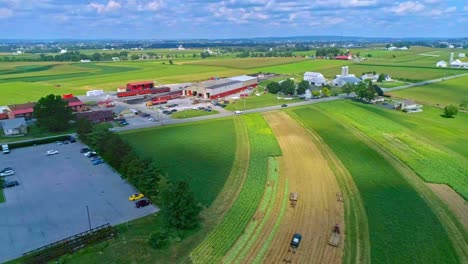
<box><xmin>0</xmin><ymin>142</ymin><xmax>158</xmax><ymax>263</ymax></box>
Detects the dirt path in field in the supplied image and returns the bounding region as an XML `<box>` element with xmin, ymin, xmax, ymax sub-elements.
<box><xmin>245</xmin><ymin>111</ymin><xmax>345</xmax><ymax>264</ymax></box>
<box><xmin>428</xmin><ymin>184</ymin><xmax>468</xmax><ymax>230</ymax></box>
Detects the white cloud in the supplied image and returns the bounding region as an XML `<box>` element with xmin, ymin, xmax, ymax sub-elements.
<box><xmin>422</xmin><ymin>0</ymin><xmax>441</xmax><ymax>3</ymax></box>
<box><xmin>0</xmin><ymin>8</ymin><xmax>13</xmax><ymax>18</ymax></box>
<box><xmin>464</xmin><ymin>6</ymin><xmax>468</xmax><ymax>11</ymax></box>
<box><xmin>341</xmin><ymin>0</ymin><xmax>377</xmax><ymax>7</ymax></box>
<box><xmin>389</xmin><ymin>1</ymin><xmax>425</xmax><ymax>15</ymax></box>
<box><xmin>88</xmin><ymin>0</ymin><xmax>121</xmax><ymax>14</ymax></box>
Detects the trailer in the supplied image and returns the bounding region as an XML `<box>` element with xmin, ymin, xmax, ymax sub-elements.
<box><xmin>117</xmin><ymin>87</ymin><xmax>170</xmax><ymax>98</ymax></box>
<box><xmin>290</xmin><ymin>192</ymin><xmax>298</xmax><ymax>207</ymax></box>
<box><xmin>328</xmin><ymin>224</ymin><xmax>341</xmax><ymax>247</ymax></box>
<box><xmin>283</xmin><ymin>233</ymin><xmax>302</xmax><ymax>263</ymax></box>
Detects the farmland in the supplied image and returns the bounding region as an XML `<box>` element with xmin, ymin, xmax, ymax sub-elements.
<box><xmin>121</xmin><ymin>119</ymin><xmax>237</xmax><ymax>206</ymax></box>
<box><xmin>171</xmin><ymin>109</ymin><xmax>219</xmax><ymax>119</ymax></box>
<box><xmin>294</xmin><ymin>105</ymin><xmax>460</xmax><ymax>263</ymax></box>
<box><xmin>389</xmin><ymin>75</ymin><xmax>468</xmax><ymax>106</ymax></box>
<box><xmin>191</xmin><ymin>113</ymin><xmax>281</xmax><ymax>263</ymax></box>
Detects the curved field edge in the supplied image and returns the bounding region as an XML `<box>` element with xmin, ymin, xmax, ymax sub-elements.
<box><xmin>223</xmin><ymin>157</ymin><xmax>281</xmax><ymax>263</ymax></box>
<box><xmin>293</xmin><ymin>106</ymin><xmax>460</xmax><ymax>263</ymax></box>
<box><xmin>190</xmin><ymin>113</ymin><xmax>281</xmax><ymax>264</ymax></box>
<box><xmin>287</xmin><ymin>110</ymin><xmax>371</xmax><ymax>264</ymax></box>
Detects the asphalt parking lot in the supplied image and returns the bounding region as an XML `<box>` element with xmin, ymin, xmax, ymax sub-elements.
<box><xmin>0</xmin><ymin>142</ymin><xmax>158</xmax><ymax>263</ymax></box>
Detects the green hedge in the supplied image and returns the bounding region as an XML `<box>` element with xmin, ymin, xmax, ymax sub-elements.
<box><xmin>7</xmin><ymin>135</ymin><xmax>72</xmax><ymax>149</ymax></box>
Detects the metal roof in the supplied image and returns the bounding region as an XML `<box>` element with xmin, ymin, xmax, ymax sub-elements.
<box><xmin>0</xmin><ymin>117</ymin><xmax>26</xmax><ymax>129</ymax></box>
<box><xmin>229</xmin><ymin>75</ymin><xmax>257</xmax><ymax>82</ymax></box>
<box><xmin>205</xmin><ymin>80</ymin><xmax>241</xmax><ymax>90</ymax></box>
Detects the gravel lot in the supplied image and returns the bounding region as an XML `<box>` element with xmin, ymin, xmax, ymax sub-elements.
<box><xmin>0</xmin><ymin>142</ymin><xmax>158</xmax><ymax>263</ymax></box>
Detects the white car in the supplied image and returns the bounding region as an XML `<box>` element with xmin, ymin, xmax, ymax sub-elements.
<box><xmin>46</xmin><ymin>150</ymin><xmax>59</xmax><ymax>155</ymax></box>
<box><xmin>234</xmin><ymin>110</ymin><xmax>243</xmax><ymax>114</ymax></box>
<box><xmin>0</xmin><ymin>169</ymin><xmax>15</xmax><ymax>177</ymax></box>
<box><xmin>84</xmin><ymin>151</ymin><xmax>97</xmax><ymax>157</ymax></box>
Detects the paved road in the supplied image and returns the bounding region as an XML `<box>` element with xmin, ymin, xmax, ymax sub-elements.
<box><xmin>113</xmin><ymin>95</ymin><xmax>345</xmax><ymax>132</ymax></box>
<box><xmin>382</xmin><ymin>72</ymin><xmax>468</xmax><ymax>92</ymax></box>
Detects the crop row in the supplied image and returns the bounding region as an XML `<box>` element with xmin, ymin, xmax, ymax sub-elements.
<box><xmin>294</xmin><ymin>106</ymin><xmax>459</xmax><ymax>263</ymax></box>
<box><xmin>190</xmin><ymin>114</ymin><xmax>281</xmax><ymax>264</ymax></box>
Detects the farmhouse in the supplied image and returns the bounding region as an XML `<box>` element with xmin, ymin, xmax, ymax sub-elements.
<box><xmin>7</xmin><ymin>102</ymin><xmax>36</xmax><ymax>119</ymax></box>
<box><xmin>304</xmin><ymin>72</ymin><xmax>326</xmax><ymax>86</ymax></box>
<box><xmin>75</xmin><ymin>110</ymin><xmax>114</xmax><ymax>123</ymax></box>
<box><xmin>335</xmin><ymin>54</ymin><xmax>352</xmax><ymax>60</ymax></box>
<box><xmin>361</xmin><ymin>73</ymin><xmax>379</xmax><ymax>82</ymax></box>
<box><xmin>184</xmin><ymin>75</ymin><xmax>258</xmax><ymax>99</ymax></box>
<box><xmin>450</xmin><ymin>59</ymin><xmax>468</xmax><ymax>69</ymax></box>
<box><xmin>436</xmin><ymin>60</ymin><xmax>447</xmax><ymax>67</ymax></box>
<box><xmin>332</xmin><ymin>66</ymin><xmax>361</xmax><ymax>86</ymax></box>
<box><xmin>62</xmin><ymin>95</ymin><xmax>87</xmax><ymax>112</ymax></box>
<box><xmin>0</xmin><ymin>117</ymin><xmax>27</xmax><ymax>136</ymax></box>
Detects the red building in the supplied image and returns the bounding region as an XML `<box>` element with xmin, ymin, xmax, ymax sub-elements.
<box><xmin>7</xmin><ymin>102</ymin><xmax>36</xmax><ymax>119</ymax></box>
<box><xmin>75</xmin><ymin>110</ymin><xmax>114</xmax><ymax>123</ymax></box>
<box><xmin>63</xmin><ymin>96</ymin><xmax>87</xmax><ymax>112</ymax></box>
<box><xmin>126</xmin><ymin>81</ymin><xmax>154</xmax><ymax>91</ymax></box>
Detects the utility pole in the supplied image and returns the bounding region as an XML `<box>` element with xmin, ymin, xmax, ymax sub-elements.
<box><xmin>86</xmin><ymin>205</ymin><xmax>91</xmax><ymax>230</ymax></box>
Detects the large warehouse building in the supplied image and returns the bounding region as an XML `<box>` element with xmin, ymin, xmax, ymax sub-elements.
<box><xmin>184</xmin><ymin>75</ymin><xmax>258</xmax><ymax>99</ymax></box>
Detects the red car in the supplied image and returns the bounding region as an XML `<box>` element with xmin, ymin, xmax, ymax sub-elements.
<box><xmin>136</xmin><ymin>199</ymin><xmax>151</xmax><ymax>208</ymax></box>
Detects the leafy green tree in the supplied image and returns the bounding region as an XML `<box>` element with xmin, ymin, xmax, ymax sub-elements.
<box><xmin>163</xmin><ymin>181</ymin><xmax>201</xmax><ymax>230</ymax></box>
<box><xmin>364</xmin><ymin>81</ymin><xmax>377</xmax><ymax>102</ymax></box>
<box><xmin>76</xmin><ymin>118</ymin><xmax>93</xmax><ymax>143</ymax></box>
<box><xmin>297</xmin><ymin>80</ymin><xmax>310</xmax><ymax>95</ymax></box>
<box><xmin>354</xmin><ymin>82</ymin><xmax>368</xmax><ymax>100</ymax></box>
<box><xmin>130</xmin><ymin>54</ymin><xmax>139</xmax><ymax>60</ymax></box>
<box><xmin>169</xmin><ymin>59</ymin><xmax>173</xmax><ymax>65</ymax></box>
<box><xmin>377</xmin><ymin>74</ymin><xmax>385</xmax><ymax>82</ymax></box>
<box><xmin>341</xmin><ymin>83</ymin><xmax>354</xmax><ymax>97</ymax></box>
<box><xmin>321</xmin><ymin>87</ymin><xmax>331</xmax><ymax>97</ymax></box>
<box><xmin>444</xmin><ymin>104</ymin><xmax>459</xmax><ymax>118</ymax></box>
<box><xmin>34</xmin><ymin>94</ymin><xmax>73</xmax><ymax>132</ymax></box>
<box><xmin>312</xmin><ymin>90</ymin><xmax>321</xmax><ymax>97</ymax></box>
<box><xmin>266</xmin><ymin>81</ymin><xmax>281</xmax><ymax>94</ymax></box>
<box><xmin>280</xmin><ymin>79</ymin><xmax>295</xmax><ymax>95</ymax></box>
<box><xmin>0</xmin><ymin>177</ymin><xmax>4</xmax><ymax>189</ymax></box>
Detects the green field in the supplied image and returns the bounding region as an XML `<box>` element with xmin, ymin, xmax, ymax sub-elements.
<box><xmin>294</xmin><ymin>105</ymin><xmax>459</xmax><ymax>263</ymax></box>
<box><xmin>191</xmin><ymin>113</ymin><xmax>281</xmax><ymax>263</ymax></box>
<box><xmin>121</xmin><ymin>119</ymin><xmax>237</xmax><ymax>206</ymax></box>
<box><xmin>390</xmin><ymin>75</ymin><xmax>468</xmax><ymax>106</ymax></box>
<box><xmin>171</xmin><ymin>109</ymin><xmax>219</xmax><ymax>119</ymax></box>
<box><xmin>315</xmin><ymin>101</ymin><xmax>468</xmax><ymax>200</ymax></box>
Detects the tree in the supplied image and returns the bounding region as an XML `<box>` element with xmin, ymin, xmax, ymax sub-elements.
<box><xmin>444</xmin><ymin>104</ymin><xmax>459</xmax><ymax>118</ymax></box>
<box><xmin>130</xmin><ymin>54</ymin><xmax>139</xmax><ymax>60</ymax></box>
<box><xmin>163</xmin><ymin>181</ymin><xmax>201</xmax><ymax>230</ymax></box>
<box><xmin>169</xmin><ymin>59</ymin><xmax>173</xmax><ymax>65</ymax></box>
<box><xmin>91</xmin><ymin>53</ymin><xmax>102</xmax><ymax>61</ymax></box>
<box><xmin>321</xmin><ymin>87</ymin><xmax>331</xmax><ymax>97</ymax></box>
<box><xmin>341</xmin><ymin>83</ymin><xmax>354</xmax><ymax>97</ymax></box>
<box><xmin>297</xmin><ymin>80</ymin><xmax>310</xmax><ymax>95</ymax></box>
<box><xmin>280</xmin><ymin>79</ymin><xmax>295</xmax><ymax>95</ymax></box>
<box><xmin>33</xmin><ymin>94</ymin><xmax>73</xmax><ymax>132</ymax></box>
<box><xmin>312</xmin><ymin>90</ymin><xmax>321</xmax><ymax>97</ymax></box>
<box><xmin>364</xmin><ymin>81</ymin><xmax>377</xmax><ymax>102</ymax></box>
<box><xmin>377</xmin><ymin>74</ymin><xmax>385</xmax><ymax>82</ymax></box>
<box><xmin>149</xmin><ymin>229</ymin><xmax>170</xmax><ymax>249</ymax></box>
<box><xmin>76</xmin><ymin>118</ymin><xmax>93</xmax><ymax>142</ymax></box>
<box><xmin>354</xmin><ymin>82</ymin><xmax>367</xmax><ymax>101</ymax></box>
<box><xmin>266</xmin><ymin>81</ymin><xmax>281</xmax><ymax>94</ymax></box>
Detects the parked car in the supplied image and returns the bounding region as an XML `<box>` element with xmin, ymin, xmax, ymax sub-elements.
<box><xmin>46</xmin><ymin>150</ymin><xmax>59</xmax><ymax>155</ymax></box>
<box><xmin>119</xmin><ymin>121</ymin><xmax>129</xmax><ymax>126</ymax></box>
<box><xmin>281</xmin><ymin>104</ymin><xmax>288</xmax><ymax>107</ymax></box>
<box><xmin>129</xmin><ymin>193</ymin><xmax>145</xmax><ymax>201</ymax></box>
<box><xmin>56</xmin><ymin>141</ymin><xmax>63</xmax><ymax>145</ymax></box>
<box><xmin>141</xmin><ymin>113</ymin><xmax>150</xmax><ymax>118</ymax></box>
<box><xmin>0</xmin><ymin>169</ymin><xmax>15</xmax><ymax>177</ymax></box>
<box><xmin>148</xmin><ymin>117</ymin><xmax>156</xmax><ymax>122</ymax></box>
<box><xmin>135</xmin><ymin>199</ymin><xmax>151</xmax><ymax>208</ymax></box>
<box><xmin>234</xmin><ymin>110</ymin><xmax>243</xmax><ymax>114</ymax></box>
<box><xmin>3</xmin><ymin>181</ymin><xmax>19</xmax><ymax>188</ymax></box>
<box><xmin>290</xmin><ymin>233</ymin><xmax>302</xmax><ymax>248</ymax></box>
<box><xmin>80</xmin><ymin>148</ymin><xmax>92</xmax><ymax>153</ymax></box>
<box><xmin>162</xmin><ymin>110</ymin><xmax>170</xmax><ymax>115</ymax></box>
<box><xmin>88</xmin><ymin>153</ymin><xmax>98</xmax><ymax>158</ymax></box>
<box><xmin>90</xmin><ymin>156</ymin><xmax>102</xmax><ymax>161</ymax></box>
<box><xmin>84</xmin><ymin>151</ymin><xmax>97</xmax><ymax>157</ymax></box>
<box><xmin>0</xmin><ymin>167</ymin><xmax>13</xmax><ymax>174</ymax></box>
<box><xmin>92</xmin><ymin>159</ymin><xmax>104</xmax><ymax>165</ymax></box>
<box><xmin>69</xmin><ymin>136</ymin><xmax>76</xmax><ymax>143</ymax></box>
<box><xmin>171</xmin><ymin>109</ymin><xmax>177</xmax><ymax>113</ymax></box>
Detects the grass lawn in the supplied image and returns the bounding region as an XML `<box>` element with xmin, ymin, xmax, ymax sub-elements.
<box><xmin>171</xmin><ymin>109</ymin><xmax>219</xmax><ymax>119</ymax></box>
<box><xmin>389</xmin><ymin>75</ymin><xmax>468</xmax><ymax>107</ymax></box>
<box><xmin>121</xmin><ymin>119</ymin><xmax>237</xmax><ymax>206</ymax></box>
<box><xmin>184</xmin><ymin>57</ymin><xmax>307</xmax><ymax>69</ymax></box>
<box><xmin>294</xmin><ymin>105</ymin><xmax>459</xmax><ymax>263</ymax></box>
<box><xmin>317</xmin><ymin>101</ymin><xmax>468</xmax><ymax>200</ymax></box>
<box><xmin>378</xmin><ymin>80</ymin><xmax>409</xmax><ymax>88</ymax></box>
<box><xmin>225</xmin><ymin>93</ymin><xmax>302</xmax><ymax>111</ymax></box>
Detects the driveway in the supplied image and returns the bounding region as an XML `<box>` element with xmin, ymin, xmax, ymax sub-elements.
<box><xmin>0</xmin><ymin>142</ymin><xmax>158</xmax><ymax>263</ymax></box>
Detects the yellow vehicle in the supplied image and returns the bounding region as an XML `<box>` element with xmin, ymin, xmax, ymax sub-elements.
<box><xmin>129</xmin><ymin>193</ymin><xmax>145</xmax><ymax>201</ymax></box>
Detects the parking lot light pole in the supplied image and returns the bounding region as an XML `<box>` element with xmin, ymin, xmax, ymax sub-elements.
<box><xmin>86</xmin><ymin>205</ymin><xmax>91</xmax><ymax>231</ymax></box>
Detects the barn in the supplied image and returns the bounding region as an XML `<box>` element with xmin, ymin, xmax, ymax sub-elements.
<box><xmin>184</xmin><ymin>75</ymin><xmax>257</xmax><ymax>99</ymax></box>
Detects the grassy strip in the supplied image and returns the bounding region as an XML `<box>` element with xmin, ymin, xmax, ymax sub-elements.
<box><xmin>171</xmin><ymin>109</ymin><xmax>219</xmax><ymax>119</ymax></box>
<box><xmin>223</xmin><ymin>157</ymin><xmax>280</xmax><ymax>263</ymax></box>
<box><xmin>252</xmin><ymin>179</ymin><xmax>289</xmax><ymax>264</ymax></box>
<box><xmin>190</xmin><ymin>113</ymin><xmax>281</xmax><ymax>264</ymax></box>
<box><xmin>294</xmin><ymin>106</ymin><xmax>459</xmax><ymax>263</ymax></box>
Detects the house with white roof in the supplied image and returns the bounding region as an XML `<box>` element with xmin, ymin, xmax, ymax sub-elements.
<box><xmin>450</xmin><ymin>59</ymin><xmax>468</xmax><ymax>69</ymax></box>
<box><xmin>304</xmin><ymin>72</ymin><xmax>327</xmax><ymax>86</ymax></box>
<box><xmin>436</xmin><ymin>60</ymin><xmax>447</xmax><ymax>67</ymax></box>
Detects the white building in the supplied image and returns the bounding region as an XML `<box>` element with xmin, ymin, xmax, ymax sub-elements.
<box><xmin>361</xmin><ymin>73</ymin><xmax>379</xmax><ymax>82</ymax></box>
<box><xmin>0</xmin><ymin>117</ymin><xmax>27</xmax><ymax>136</ymax></box>
<box><xmin>332</xmin><ymin>66</ymin><xmax>361</xmax><ymax>86</ymax></box>
<box><xmin>60</xmin><ymin>49</ymin><xmax>67</xmax><ymax>54</ymax></box>
<box><xmin>303</xmin><ymin>72</ymin><xmax>326</xmax><ymax>86</ymax></box>
<box><xmin>450</xmin><ymin>59</ymin><xmax>468</xmax><ymax>69</ymax></box>
<box><xmin>459</xmin><ymin>53</ymin><xmax>466</xmax><ymax>58</ymax></box>
<box><xmin>436</xmin><ymin>60</ymin><xmax>447</xmax><ymax>67</ymax></box>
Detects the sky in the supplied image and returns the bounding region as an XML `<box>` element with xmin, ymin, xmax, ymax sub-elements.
<box><xmin>0</xmin><ymin>0</ymin><xmax>467</xmax><ymax>39</ymax></box>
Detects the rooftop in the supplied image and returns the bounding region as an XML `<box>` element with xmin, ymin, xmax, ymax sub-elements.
<box><xmin>206</xmin><ymin>80</ymin><xmax>241</xmax><ymax>90</ymax></box>
<box><xmin>8</xmin><ymin>102</ymin><xmax>36</xmax><ymax>112</ymax></box>
<box><xmin>127</xmin><ymin>81</ymin><xmax>154</xmax><ymax>86</ymax></box>
<box><xmin>0</xmin><ymin>117</ymin><xmax>26</xmax><ymax>129</ymax></box>
<box><xmin>229</xmin><ymin>75</ymin><xmax>257</xmax><ymax>82</ymax></box>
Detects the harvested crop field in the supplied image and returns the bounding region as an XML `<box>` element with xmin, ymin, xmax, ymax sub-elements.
<box><xmin>255</xmin><ymin>111</ymin><xmax>345</xmax><ymax>264</ymax></box>
<box><xmin>428</xmin><ymin>184</ymin><xmax>468</xmax><ymax>230</ymax></box>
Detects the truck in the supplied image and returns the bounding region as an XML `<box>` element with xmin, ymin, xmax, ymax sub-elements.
<box><xmin>2</xmin><ymin>144</ymin><xmax>9</xmax><ymax>154</ymax></box>
<box><xmin>328</xmin><ymin>224</ymin><xmax>341</xmax><ymax>247</ymax></box>
<box><xmin>290</xmin><ymin>192</ymin><xmax>298</xmax><ymax>207</ymax></box>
